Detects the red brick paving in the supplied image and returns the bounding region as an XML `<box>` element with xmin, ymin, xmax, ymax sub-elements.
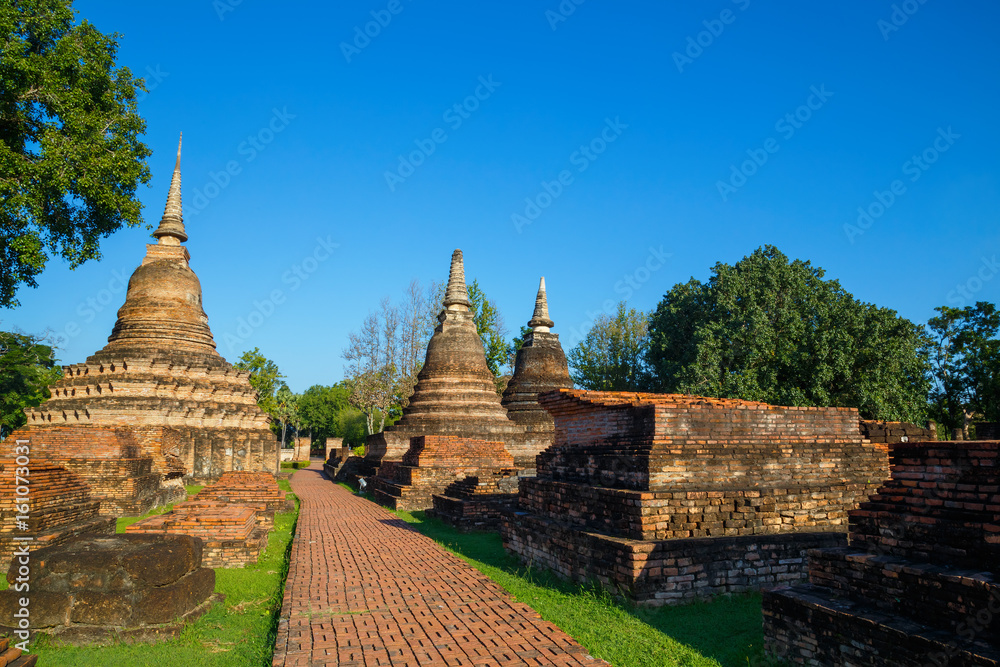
<box><xmin>272</xmin><ymin>462</ymin><xmax>608</xmax><ymax>666</ymax></box>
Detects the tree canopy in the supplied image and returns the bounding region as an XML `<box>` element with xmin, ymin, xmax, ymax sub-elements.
<box><xmin>645</xmin><ymin>245</ymin><xmax>929</xmax><ymax>422</ymax></box>
<box><xmin>0</xmin><ymin>329</ymin><xmax>62</xmax><ymax>438</ymax></box>
<box><xmin>567</xmin><ymin>302</ymin><xmax>649</xmax><ymax>391</ymax></box>
<box><xmin>467</xmin><ymin>279</ymin><xmax>509</xmax><ymax>392</ymax></box>
<box><xmin>925</xmin><ymin>301</ymin><xmax>1000</xmax><ymax>434</ymax></box>
<box><xmin>233</xmin><ymin>347</ymin><xmax>283</xmax><ymax>425</ymax></box>
<box><xmin>1</xmin><ymin>0</ymin><xmax>152</xmax><ymax>307</ymax></box>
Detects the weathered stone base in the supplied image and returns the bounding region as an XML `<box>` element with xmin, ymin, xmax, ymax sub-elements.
<box><xmin>764</xmin><ymin>584</ymin><xmax>1000</xmax><ymax>666</ymax></box>
<box><xmin>330</xmin><ymin>456</ymin><xmax>378</xmax><ymax>487</ymax></box>
<box><xmin>501</xmin><ymin>511</ymin><xmax>845</xmax><ymax>605</ymax></box>
<box><xmin>429</xmin><ymin>471</ymin><xmax>520</xmax><ymax>531</ymax></box>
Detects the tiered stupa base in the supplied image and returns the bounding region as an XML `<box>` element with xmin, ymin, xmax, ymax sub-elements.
<box><xmin>370</xmin><ymin>435</ymin><xmax>515</xmax><ymax>512</ymax></box>
<box><xmin>763</xmin><ymin>440</ymin><xmax>999</xmax><ymax>665</ymax></box>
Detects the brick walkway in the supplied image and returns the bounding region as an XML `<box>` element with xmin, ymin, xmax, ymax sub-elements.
<box><xmin>272</xmin><ymin>463</ymin><xmax>608</xmax><ymax>666</ymax></box>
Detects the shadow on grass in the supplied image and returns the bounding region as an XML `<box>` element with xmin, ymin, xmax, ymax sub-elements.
<box><xmin>396</xmin><ymin>509</ymin><xmax>768</xmax><ymax>667</ymax></box>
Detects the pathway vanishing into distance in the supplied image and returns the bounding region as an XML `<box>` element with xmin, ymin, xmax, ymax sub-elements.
<box><xmin>272</xmin><ymin>462</ymin><xmax>608</xmax><ymax>666</ymax></box>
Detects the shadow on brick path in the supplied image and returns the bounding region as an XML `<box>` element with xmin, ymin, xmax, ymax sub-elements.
<box><xmin>271</xmin><ymin>461</ymin><xmax>609</xmax><ymax>666</ymax></box>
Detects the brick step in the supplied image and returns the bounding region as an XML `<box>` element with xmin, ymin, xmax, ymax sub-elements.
<box><xmin>808</xmin><ymin>546</ymin><xmax>998</xmax><ymax>637</ymax></box>
<box><xmin>372</xmin><ymin>489</ymin><xmax>401</xmax><ymax>511</ymax></box>
<box><xmin>7</xmin><ymin>654</ymin><xmax>38</xmax><ymax>667</ymax></box>
<box><xmin>763</xmin><ymin>583</ymin><xmax>1000</xmax><ymax>666</ymax></box>
<box><xmin>369</xmin><ymin>479</ymin><xmax>403</xmax><ymax>498</ymax></box>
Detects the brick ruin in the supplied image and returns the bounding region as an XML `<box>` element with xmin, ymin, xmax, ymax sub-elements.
<box><xmin>126</xmin><ymin>470</ymin><xmax>287</xmax><ymax>568</ymax></box>
<box><xmin>859</xmin><ymin>419</ymin><xmax>937</xmax><ymax>444</ymax></box>
<box><xmin>370</xmin><ymin>435</ymin><xmax>516</xmax><ymax>511</ymax></box>
<box><xmin>0</xmin><ymin>459</ymin><xmax>115</xmax><ymax>569</ymax></box>
<box><xmin>9</xmin><ymin>138</ymin><xmax>277</xmax><ymax>516</ymax></box>
<box><xmin>763</xmin><ymin>440</ymin><xmax>999</xmax><ymax>665</ymax></box>
<box><xmin>501</xmin><ymin>389</ymin><xmax>889</xmax><ymax>605</ymax></box>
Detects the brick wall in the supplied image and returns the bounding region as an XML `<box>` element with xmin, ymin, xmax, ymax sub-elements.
<box><xmin>859</xmin><ymin>419</ymin><xmax>936</xmax><ymax>443</ymax></box>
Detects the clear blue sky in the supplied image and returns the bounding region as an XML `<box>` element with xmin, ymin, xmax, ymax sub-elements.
<box><xmin>6</xmin><ymin>0</ymin><xmax>1000</xmax><ymax>392</ymax></box>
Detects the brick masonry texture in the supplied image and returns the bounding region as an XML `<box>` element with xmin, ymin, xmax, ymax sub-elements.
<box><xmin>0</xmin><ymin>636</ymin><xmax>37</xmax><ymax>666</ymax></box>
<box><xmin>859</xmin><ymin>419</ymin><xmax>937</xmax><ymax>444</ymax></box>
<box><xmin>763</xmin><ymin>440</ymin><xmax>1000</xmax><ymax>665</ymax></box>
<box><xmin>429</xmin><ymin>470</ymin><xmax>520</xmax><ymax>531</ymax></box>
<box><xmin>0</xmin><ymin>456</ymin><xmax>115</xmax><ymax>570</ymax></box>
<box><xmin>0</xmin><ymin>533</ymin><xmax>216</xmax><ymax>645</ymax></box>
<box><xmin>371</xmin><ymin>436</ymin><xmax>516</xmax><ymax>512</ymax></box>
<box><xmin>502</xmin><ymin>389</ymin><xmax>889</xmax><ymax>605</ymax></box>
<box><xmin>272</xmin><ymin>462</ymin><xmax>608</xmax><ymax>667</ymax></box>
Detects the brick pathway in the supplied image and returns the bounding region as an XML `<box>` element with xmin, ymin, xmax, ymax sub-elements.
<box><xmin>272</xmin><ymin>463</ymin><xmax>608</xmax><ymax>666</ymax></box>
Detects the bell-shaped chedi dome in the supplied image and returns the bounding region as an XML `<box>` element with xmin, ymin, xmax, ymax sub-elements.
<box><xmin>19</xmin><ymin>135</ymin><xmax>277</xmax><ymax>487</ymax></box>
<box><xmin>93</xmin><ymin>135</ymin><xmax>220</xmax><ymax>363</ymax></box>
<box><xmin>366</xmin><ymin>250</ymin><xmax>526</xmax><ymax>461</ymax></box>
<box><xmin>501</xmin><ymin>277</ymin><xmax>573</xmax><ymax>468</ymax></box>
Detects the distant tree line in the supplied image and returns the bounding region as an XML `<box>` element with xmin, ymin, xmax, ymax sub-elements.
<box><xmin>569</xmin><ymin>245</ymin><xmax>998</xmax><ymax>437</ymax></box>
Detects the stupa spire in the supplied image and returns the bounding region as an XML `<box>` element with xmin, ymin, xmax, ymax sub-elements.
<box><xmin>527</xmin><ymin>277</ymin><xmax>554</xmax><ymax>332</ymax></box>
<box><xmin>152</xmin><ymin>133</ymin><xmax>187</xmax><ymax>245</ymax></box>
<box><xmin>442</xmin><ymin>249</ymin><xmax>471</xmax><ymax>309</ymax></box>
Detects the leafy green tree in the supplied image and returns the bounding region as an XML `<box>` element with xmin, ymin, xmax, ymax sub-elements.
<box><xmin>298</xmin><ymin>382</ymin><xmax>352</xmax><ymax>443</ymax></box>
<box><xmin>233</xmin><ymin>347</ymin><xmax>283</xmax><ymax>427</ymax></box>
<box><xmin>1</xmin><ymin>0</ymin><xmax>152</xmax><ymax>307</ymax></box>
<box><xmin>567</xmin><ymin>302</ymin><xmax>650</xmax><ymax>391</ymax></box>
<box><xmin>925</xmin><ymin>302</ymin><xmax>1000</xmax><ymax>435</ymax></box>
<box><xmin>646</xmin><ymin>246</ymin><xmax>930</xmax><ymax>422</ymax></box>
<box><xmin>0</xmin><ymin>329</ymin><xmax>62</xmax><ymax>438</ymax></box>
<box><xmin>467</xmin><ymin>279</ymin><xmax>509</xmax><ymax>392</ymax></box>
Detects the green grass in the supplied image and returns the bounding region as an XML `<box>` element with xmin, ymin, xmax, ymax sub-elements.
<box><xmin>392</xmin><ymin>509</ymin><xmax>770</xmax><ymax>667</ymax></box>
<box><xmin>21</xmin><ymin>478</ymin><xmax>299</xmax><ymax>666</ymax></box>
<box><xmin>279</xmin><ymin>460</ymin><xmax>311</xmax><ymax>470</ymax></box>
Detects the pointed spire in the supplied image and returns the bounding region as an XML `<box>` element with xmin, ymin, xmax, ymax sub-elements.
<box><xmin>152</xmin><ymin>133</ymin><xmax>188</xmax><ymax>245</ymax></box>
<box><xmin>528</xmin><ymin>276</ymin><xmax>554</xmax><ymax>332</ymax></box>
<box><xmin>442</xmin><ymin>249</ymin><xmax>471</xmax><ymax>308</ymax></box>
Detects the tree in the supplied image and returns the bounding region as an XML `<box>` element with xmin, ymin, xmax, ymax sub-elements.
<box><xmin>274</xmin><ymin>383</ymin><xmax>299</xmax><ymax>449</ymax></box>
<box><xmin>467</xmin><ymin>279</ymin><xmax>509</xmax><ymax>393</ymax></box>
<box><xmin>925</xmin><ymin>302</ymin><xmax>1000</xmax><ymax>435</ymax></box>
<box><xmin>0</xmin><ymin>329</ymin><xmax>62</xmax><ymax>438</ymax></box>
<box><xmin>397</xmin><ymin>279</ymin><xmax>440</xmax><ymax>406</ymax></box>
<box><xmin>343</xmin><ymin>298</ymin><xmax>399</xmax><ymax>435</ymax></box>
<box><xmin>645</xmin><ymin>245</ymin><xmax>930</xmax><ymax>422</ymax></box>
<box><xmin>1</xmin><ymin>0</ymin><xmax>152</xmax><ymax>308</ymax></box>
<box><xmin>567</xmin><ymin>302</ymin><xmax>650</xmax><ymax>391</ymax></box>
<box><xmin>233</xmin><ymin>347</ymin><xmax>283</xmax><ymax>427</ymax></box>
<box><xmin>297</xmin><ymin>382</ymin><xmax>352</xmax><ymax>443</ymax></box>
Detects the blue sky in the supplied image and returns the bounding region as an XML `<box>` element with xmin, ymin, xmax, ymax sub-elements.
<box><xmin>6</xmin><ymin>0</ymin><xmax>1000</xmax><ymax>392</ymax></box>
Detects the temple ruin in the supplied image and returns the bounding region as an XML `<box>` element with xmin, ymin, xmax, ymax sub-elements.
<box><xmin>9</xmin><ymin>137</ymin><xmax>278</xmax><ymax>515</ymax></box>
<box><xmin>502</xmin><ymin>389</ymin><xmax>890</xmax><ymax>605</ymax></box>
<box><xmin>764</xmin><ymin>439</ymin><xmax>999</xmax><ymax>664</ymax></box>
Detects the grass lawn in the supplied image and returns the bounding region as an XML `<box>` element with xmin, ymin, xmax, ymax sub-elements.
<box><xmin>12</xmin><ymin>479</ymin><xmax>299</xmax><ymax>666</ymax></box>
<box><xmin>384</xmin><ymin>501</ymin><xmax>770</xmax><ymax>667</ymax></box>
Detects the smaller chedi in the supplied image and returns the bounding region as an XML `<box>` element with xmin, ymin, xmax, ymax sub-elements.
<box><xmin>365</xmin><ymin>250</ymin><xmax>526</xmax><ymax>463</ymax></box>
<box><xmin>501</xmin><ymin>277</ymin><xmax>573</xmax><ymax>471</ymax></box>
<box><xmin>9</xmin><ymin>136</ymin><xmax>278</xmax><ymax>517</ymax></box>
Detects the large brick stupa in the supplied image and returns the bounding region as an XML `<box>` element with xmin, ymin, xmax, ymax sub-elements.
<box><xmin>13</xmin><ymin>137</ymin><xmax>277</xmax><ymax>506</ymax></box>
